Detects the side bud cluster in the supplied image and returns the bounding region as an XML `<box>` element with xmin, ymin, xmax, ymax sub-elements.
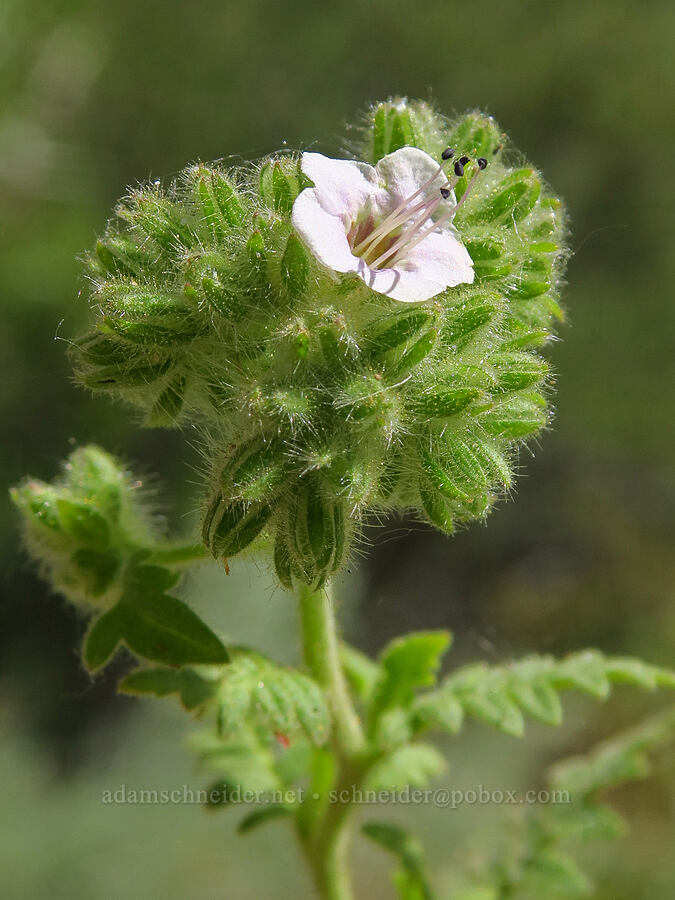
<box><xmin>11</xmin><ymin>446</ymin><xmax>155</xmax><ymax>608</ymax></box>
<box><xmin>70</xmin><ymin>99</ymin><xmax>567</xmax><ymax>588</ymax></box>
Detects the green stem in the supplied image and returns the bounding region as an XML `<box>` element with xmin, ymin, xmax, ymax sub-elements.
<box><xmin>297</xmin><ymin>581</ymin><xmax>367</xmax><ymax>900</ymax></box>
<box><xmin>298</xmin><ymin>581</ymin><xmax>365</xmax><ymax>758</ymax></box>
<box><xmin>146</xmin><ymin>543</ymin><xmax>208</xmax><ymax>566</ymax></box>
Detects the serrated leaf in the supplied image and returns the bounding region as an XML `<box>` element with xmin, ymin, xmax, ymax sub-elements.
<box><xmin>341</xmin><ymin>643</ymin><xmax>382</xmax><ymax>704</ymax></box>
<box><xmin>509</xmin><ymin>673</ymin><xmax>562</xmax><ymax>726</ymax></box>
<box><xmin>216</xmin><ymin>650</ymin><xmax>330</xmax><ymax>745</ymax></box>
<box><xmin>371</xmin><ymin>631</ymin><xmax>451</xmax><ymax>720</ymax></box>
<box><xmin>412</xmin><ymin>690</ymin><xmax>464</xmax><ymax>734</ymax></box>
<box><xmin>363</xmin><ymin>822</ymin><xmax>433</xmax><ymax>900</ymax></box>
<box><xmin>366</xmin><ymin>743</ymin><xmax>446</xmax><ymax>792</ymax></box>
<box><xmin>549</xmin><ymin>706</ymin><xmax>675</xmax><ymax>797</ymax></box>
<box><xmin>118</xmin><ymin>665</ymin><xmax>218</xmax><ymax>710</ymax></box>
<box><xmin>237</xmin><ymin>804</ymin><xmax>293</xmax><ymax>834</ymax></box>
<box><xmin>549</xmin><ymin>651</ymin><xmax>610</xmax><ymax>699</ymax></box>
<box><xmin>194</xmin><ymin>733</ymin><xmax>283</xmax><ymax>797</ymax></box>
<box><xmin>525</xmin><ymin>849</ymin><xmax>591</xmax><ymax>897</ymax></box>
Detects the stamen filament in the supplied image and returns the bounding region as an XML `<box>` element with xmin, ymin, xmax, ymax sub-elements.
<box><xmin>368</xmin><ymin>173</ymin><xmax>463</xmax><ymax>270</ymax></box>
<box><xmin>352</xmin><ymin>162</ymin><xmax>450</xmax><ymax>256</ymax></box>
<box><xmin>360</xmin><ymin>194</ymin><xmax>444</xmax><ymax>265</ymax></box>
<box><xmin>383</xmin><ymin>165</ymin><xmax>484</xmax><ymax>265</ymax></box>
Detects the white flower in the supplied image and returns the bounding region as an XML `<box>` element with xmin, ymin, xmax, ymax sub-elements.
<box><xmin>291</xmin><ymin>146</ymin><xmax>479</xmax><ymax>303</ymax></box>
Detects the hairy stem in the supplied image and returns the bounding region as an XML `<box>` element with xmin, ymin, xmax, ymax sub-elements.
<box><xmin>297</xmin><ymin>581</ymin><xmax>367</xmax><ymax>899</ymax></box>
<box><xmin>298</xmin><ymin>581</ymin><xmax>365</xmax><ymax>758</ymax></box>
<box><xmin>146</xmin><ymin>543</ymin><xmax>208</xmax><ymax>566</ymax></box>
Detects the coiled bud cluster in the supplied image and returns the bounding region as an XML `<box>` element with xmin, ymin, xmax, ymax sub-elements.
<box><xmin>70</xmin><ymin>99</ymin><xmax>567</xmax><ymax>588</ymax></box>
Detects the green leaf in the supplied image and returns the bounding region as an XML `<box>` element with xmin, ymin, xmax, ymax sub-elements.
<box><xmin>366</xmin><ymin>743</ymin><xmax>446</xmax><ymax>792</ymax></box>
<box><xmin>193</xmin><ymin>733</ymin><xmax>283</xmax><ymax>797</ymax></box>
<box><xmin>83</xmin><ymin>603</ymin><xmax>127</xmax><ymax>672</ymax></box>
<box><xmin>84</xmin><ymin>562</ymin><xmax>227</xmax><ymax>671</ymax></box>
<box><xmin>413</xmin><ymin>690</ymin><xmax>464</xmax><ymax>734</ymax></box>
<box><xmin>118</xmin><ymin>567</ymin><xmax>228</xmax><ymax>667</ymax></box>
<box><xmin>341</xmin><ymin>643</ymin><xmax>382</xmax><ymax>704</ymax></box>
<box><xmin>118</xmin><ymin>665</ymin><xmax>218</xmax><ymax>710</ymax></box>
<box><xmin>363</xmin><ymin>822</ymin><xmax>434</xmax><ymax>900</ymax></box>
<box><xmin>549</xmin><ymin>705</ymin><xmax>675</xmax><ymax>797</ymax></box>
<box><xmin>237</xmin><ymin>804</ymin><xmax>293</xmax><ymax>834</ymax></box>
<box><xmin>525</xmin><ymin>849</ymin><xmax>591</xmax><ymax>897</ymax></box>
<box><xmin>371</xmin><ymin>632</ymin><xmax>451</xmax><ymax>720</ymax></box>
<box><xmin>549</xmin><ymin>650</ymin><xmax>611</xmax><ymax>699</ymax></box>
<box><xmin>216</xmin><ymin>649</ymin><xmax>330</xmax><ymax>745</ymax></box>
<box><xmin>415</xmin><ymin>652</ymin><xmax>675</xmax><ymax>740</ymax></box>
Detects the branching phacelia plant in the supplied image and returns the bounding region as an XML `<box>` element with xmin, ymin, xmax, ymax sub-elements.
<box><xmin>12</xmin><ymin>99</ymin><xmax>675</xmax><ymax>899</ymax></box>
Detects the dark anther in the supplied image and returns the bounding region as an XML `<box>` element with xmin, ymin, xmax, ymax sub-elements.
<box><xmin>440</xmin><ymin>187</ymin><xmax>451</xmax><ymax>199</ymax></box>
<box><xmin>477</xmin><ymin>157</ymin><xmax>488</xmax><ymax>170</ymax></box>
<box><xmin>458</xmin><ymin>155</ymin><xmax>470</xmax><ymax>166</ymax></box>
<box><xmin>453</xmin><ymin>161</ymin><xmax>465</xmax><ymax>177</ymax></box>
<box><xmin>441</xmin><ymin>147</ymin><xmax>455</xmax><ymax>160</ymax></box>
<box><xmin>493</xmin><ymin>144</ymin><xmax>502</xmax><ymax>155</ymax></box>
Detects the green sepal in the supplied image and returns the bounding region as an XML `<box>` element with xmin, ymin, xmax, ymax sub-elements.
<box><xmin>413</xmin><ymin>387</ymin><xmax>483</xmax><ymax>420</ymax></box>
<box><xmin>193</xmin><ymin>166</ymin><xmax>246</xmax><ymax>238</ymax></box>
<box><xmin>56</xmin><ymin>498</ymin><xmax>110</xmax><ymax>549</ymax></box>
<box><xmin>205</xmin><ymin>497</ymin><xmax>273</xmax><ymax>558</ymax></box>
<box><xmin>366</xmin><ymin>311</ymin><xmax>434</xmax><ymax>359</ymax></box>
<box><xmin>479</xmin><ymin>392</ymin><xmax>548</xmax><ymax>440</ymax></box>
<box><xmin>81</xmin><ymin>359</ymin><xmax>174</xmax><ymax>390</ymax></box>
<box><xmin>370</xmin><ymin>101</ymin><xmax>417</xmax><ymax>161</ymax></box>
<box><xmin>281</xmin><ymin>234</ymin><xmax>310</xmax><ymax>298</ymax></box>
<box><xmin>147</xmin><ymin>374</ymin><xmax>187</xmax><ymax>426</ymax></box>
<box><xmin>449</xmin><ymin>112</ymin><xmax>502</xmax><ymax>161</ymax></box>
<box><xmin>440</xmin><ymin>296</ymin><xmax>499</xmax><ymax>351</ymax></box>
<box><xmin>120</xmin><ymin>191</ymin><xmax>197</xmax><ymax>255</ymax></box>
<box><xmin>465</xmin><ymin>168</ymin><xmax>541</xmax><ymax>225</ymax></box>
<box><xmin>71</xmin><ymin>548</ymin><xmax>120</xmax><ymax>597</ymax></box>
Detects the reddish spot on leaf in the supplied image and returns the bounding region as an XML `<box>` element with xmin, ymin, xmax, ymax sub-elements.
<box><xmin>275</xmin><ymin>731</ymin><xmax>291</xmax><ymax>749</ymax></box>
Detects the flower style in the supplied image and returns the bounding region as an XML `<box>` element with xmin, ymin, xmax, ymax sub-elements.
<box><xmin>291</xmin><ymin>146</ymin><xmax>481</xmax><ymax>302</ymax></box>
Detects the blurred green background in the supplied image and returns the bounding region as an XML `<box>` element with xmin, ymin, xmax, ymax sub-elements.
<box><xmin>1</xmin><ymin>0</ymin><xmax>673</xmax><ymax>897</ymax></box>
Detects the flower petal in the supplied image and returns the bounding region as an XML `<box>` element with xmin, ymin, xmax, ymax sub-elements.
<box><xmin>361</xmin><ymin>266</ymin><xmax>445</xmax><ymax>303</ymax></box>
<box><xmin>291</xmin><ymin>190</ymin><xmax>359</xmax><ymax>274</ymax></box>
<box><xmin>400</xmin><ymin>226</ymin><xmax>475</xmax><ymax>289</ymax></box>
<box><xmin>375</xmin><ymin>147</ymin><xmax>448</xmax><ymax>209</ymax></box>
<box><xmin>300</xmin><ymin>152</ymin><xmax>380</xmax><ymax>224</ymax></box>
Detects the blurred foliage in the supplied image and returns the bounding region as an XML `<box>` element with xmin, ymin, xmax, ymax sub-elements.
<box><xmin>1</xmin><ymin>0</ymin><xmax>673</xmax><ymax>896</ymax></box>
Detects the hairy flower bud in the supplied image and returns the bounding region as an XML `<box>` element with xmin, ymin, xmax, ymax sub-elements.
<box><xmin>11</xmin><ymin>446</ymin><xmax>156</xmax><ymax>609</ymax></box>
<box><xmin>70</xmin><ymin>99</ymin><xmax>567</xmax><ymax>587</ymax></box>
